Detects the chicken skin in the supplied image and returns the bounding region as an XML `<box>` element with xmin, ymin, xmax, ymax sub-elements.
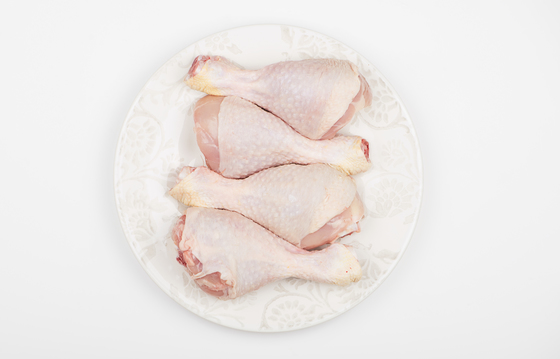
<box><xmin>193</xmin><ymin>95</ymin><xmax>370</xmax><ymax>179</ymax></box>
<box><xmin>185</xmin><ymin>56</ymin><xmax>372</xmax><ymax>140</ymax></box>
<box><xmin>169</xmin><ymin>164</ymin><xmax>364</xmax><ymax>249</ymax></box>
<box><xmin>172</xmin><ymin>207</ymin><xmax>362</xmax><ymax>300</ymax></box>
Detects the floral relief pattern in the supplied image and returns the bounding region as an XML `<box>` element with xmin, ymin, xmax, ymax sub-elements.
<box><xmin>262</xmin><ymin>296</ymin><xmax>318</xmax><ymax>330</ymax></box>
<box><xmin>382</xmin><ymin>139</ymin><xmax>407</xmax><ymax>168</ymax></box>
<box><xmin>204</xmin><ymin>32</ymin><xmax>242</xmax><ymax>54</ymax></box>
<box><xmin>367</xmin><ymin>78</ymin><xmax>401</xmax><ymax>125</ymax></box>
<box><xmin>114</xmin><ymin>25</ymin><xmax>422</xmax><ymax>332</ymax></box>
<box><xmin>125</xmin><ymin>120</ymin><xmax>158</xmax><ymax>161</ymax></box>
<box><xmin>260</xmin><ymin>281</ymin><xmax>337</xmax><ymax>331</ymax></box>
<box><xmin>367</xmin><ymin>178</ymin><xmax>416</xmax><ymax>218</ymax></box>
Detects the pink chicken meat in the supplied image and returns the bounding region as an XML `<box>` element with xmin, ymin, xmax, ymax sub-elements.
<box><xmin>185</xmin><ymin>56</ymin><xmax>372</xmax><ymax>140</ymax></box>
<box><xmin>194</xmin><ymin>95</ymin><xmax>371</xmax><ymax>179</ymax></box>
<box><xmin>169</xmin><ymin>164</ymin><xmax>364</xmax><ymax>249</ymax></box>
<box><xmin>172</xmin><ymin>207</ymin><xmax>362</xmax><ymax>300</ymax></box>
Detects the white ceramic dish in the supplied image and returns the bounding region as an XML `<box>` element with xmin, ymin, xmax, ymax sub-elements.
<box><xmin>114</xmin><ymin>24</ymin><xmax>423</xmax><ymax>332</ymax></box>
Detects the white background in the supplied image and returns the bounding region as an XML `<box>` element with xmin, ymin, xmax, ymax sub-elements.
<box><xmin>1</xmin><ymin>1</ymin><xmax>559</xmax><ymax>358</ymax></box>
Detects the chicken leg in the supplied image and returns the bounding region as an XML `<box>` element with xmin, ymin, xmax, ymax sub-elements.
<box><xmin>194</xmin><ymin>95</ymin><xmax>370</xmax><ymax>179</ymax></box>
<box><xmin>172</xmin><ymin>207</ymin><xmax>362</xmax><ymax>300</ymax></box>
<box><xmin>185</xmin><ymin>56</ymin><xmax>372</xmax><ymax>140</ymax></box>
<box><xmin>169</xmin><ymin>164</ymin><xmax>364</xmax><ymax>249</ymax></box>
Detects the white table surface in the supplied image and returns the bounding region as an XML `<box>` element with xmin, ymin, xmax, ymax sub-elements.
<box><xmin>1</xmin><ymin>1</ymin><xmax>559</xmax><ymax>358</ymax></box>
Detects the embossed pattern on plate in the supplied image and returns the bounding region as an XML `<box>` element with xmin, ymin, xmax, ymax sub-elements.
<box><xmin>114</xmin><ymin>25</ymin><xmax>422</xmax><ymax>332</ymax></box>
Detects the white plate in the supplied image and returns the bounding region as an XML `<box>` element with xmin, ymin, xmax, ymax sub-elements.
<box><xmin>114</xmin><ymin>24</ymin><xmax>423</xmax><ymax>332</ymax></box>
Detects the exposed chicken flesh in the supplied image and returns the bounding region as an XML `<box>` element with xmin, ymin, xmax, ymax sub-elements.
<box><xmin>193</xmin><ymin>95</ymin><xmax>371</xmax><ymax>179</ymax></box>
<box><xmin>185</xmin><ymin>56</ymin><xmax>372</xmax><ymax>140</ymax></box>
<box><xmin>172</xmin><ymin>207</ymin><xmax>362</xmax><ymax>299</ymax></box>
<box><xmin>169</xmin><ymin>164</ymin><xmax>364</xmax><ymax>249</ymax></box>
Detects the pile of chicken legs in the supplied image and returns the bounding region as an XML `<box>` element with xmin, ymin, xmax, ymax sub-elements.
<box><xmin>169</xmin><ymin>55</ymin><xmax>373</xmax><ymax>299</ymax></box>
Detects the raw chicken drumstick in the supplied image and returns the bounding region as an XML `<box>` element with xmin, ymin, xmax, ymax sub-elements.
<box><xmin>172</xmin><ymin>207</ymin><xmax>362</xmax><ymax>300</ymax></box>
<box><xmin>185</xmin><ymin>56</ymin><xmax>372</xmax><ymax>140</ymax></box>
<box><xmin>194</xmin><ymin>95</ymin><xmax>371</xmax><ymax>179</ymax></box>
<box><xmin>169</xmin><ymin>164</ymin><xmax>364</xmax><ymax>250</ymax></box>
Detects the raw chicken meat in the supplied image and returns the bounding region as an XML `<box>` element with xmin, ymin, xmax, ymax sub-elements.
<box><xmin>194</xmin><ymin>95</ymin><xmax>371</xmax><ymax>179</ymax></box>
<box><xmin>185</xmin><ymin>56</ymin><xmax>372</xmax><ymax>140</ymax></box>
<box><xmin>169</xmin><ymin>164</ymin><xmax>364</xmax><ymax>249</ymax></box>
<box><xmin>172</xmin><ymin>207</ymin><xmax>362</xmax><ymax>299</ymax></box>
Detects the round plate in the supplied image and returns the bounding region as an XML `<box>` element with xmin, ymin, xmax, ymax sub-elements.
<box><xmin>114</xmin><ymin>24</ymin><xmax>423</xmax><ymax>332</ymax></box>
